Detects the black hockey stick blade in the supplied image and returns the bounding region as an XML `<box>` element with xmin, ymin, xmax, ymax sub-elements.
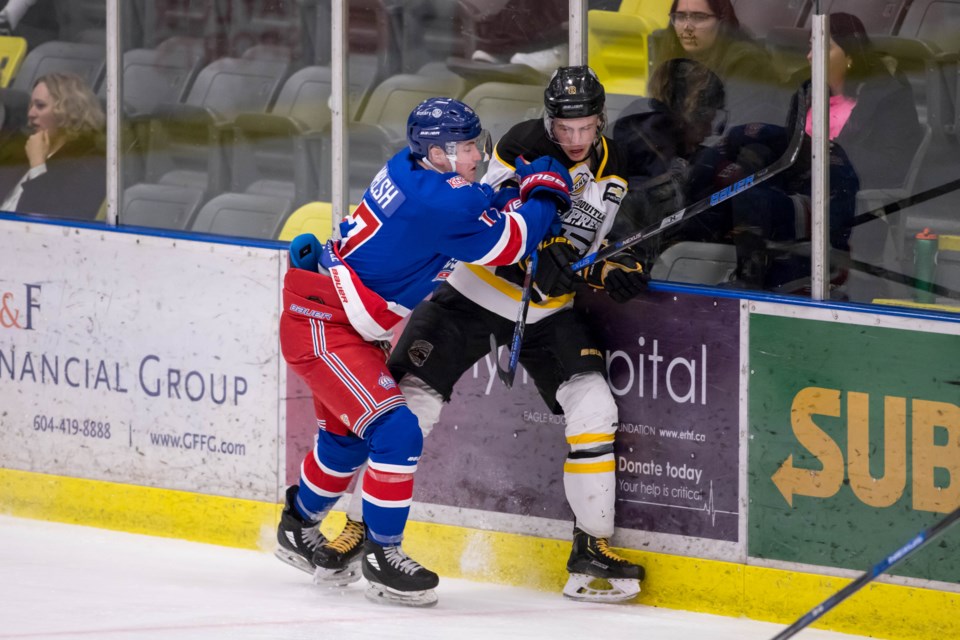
<box><xmin>770</xmin><ymin>505</ymin><xmax>960</xmax><ymax>640</ymax></box>
<box><xmin>570</xmin><ymin>109</ymin><xmax>806</xmax><ymax>273</ymax></box>
<box><xmin>491</xmin><ymin>252</ymin><xmax>538</xmax><ymax>388</ymax></box>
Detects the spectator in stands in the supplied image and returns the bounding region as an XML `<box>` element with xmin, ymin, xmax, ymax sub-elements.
<box><xmin>805</xmin><ymin>12</ymin><xmax>922</xmax><ymax>190</ymax></box>
<box><xmin>612</xmin><ymin>58</ymin><xmax>729</xmax><ymax>253</ymax></box>
<box><xmin>721</xmin><ymin>12</ymin><xmax>923</xmax><ymax>290</ymax></box>
<box><xmin>0</xmin><ymin>72</ymin><xmax>106</xmax><ymax>219</ymax></box>
<box><xmin>651</xmin><ymin>0</ymin><xmax>785</xmax><ymax>127</ymax></box>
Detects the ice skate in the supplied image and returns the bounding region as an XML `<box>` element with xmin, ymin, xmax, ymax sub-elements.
<box><xmin>563</xmin><ymin>527</ymin><xmax>644</xmax><ymax>603</ymax></box>
<box><xmin>312</xmin><ymin>517</ymin><xmax>365</xmax><ymax>586</ymax></box>
<box><xmin>362</xmin><ymin>539</ymin><xmax>439</xmax><ymax>607</ymax></box>
<box><xmin>274</xmin><ymin>485</ymin><xmax>327</xmax><ymax>574</ymax></box>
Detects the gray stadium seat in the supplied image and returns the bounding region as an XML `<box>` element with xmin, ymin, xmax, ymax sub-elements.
<box><xmin>461</xmin><ymin>81</ymin><xmax>544</xmax><ymax>145</ymax></box>
<box><xmin>0</xmin><ymin>40</ymin><xmax>105</xmax><ymax>135</ymax></box>
<box><xmin>650</xmin><ymin>241</ymin><xmax>738</xmax><ymax>285</ymax></box>
<box><xmin>359</xmin><ymin>72</ymin><xmax>468</xmax><ymax>141</ymax></box>
<box><xmin>144</xmin><ymin>56</ymin><xmax>291</xmax><ymax>194</ymax></box>
<box><xmin>121</xmin><ymin>183</ymin><xmax>206</xmax><ymax>230</ymax></box>
<box><xmin>8</xmin><ymin>40</ymin><xmax>104</xmax><ymax>93</ymax></box>
<box><xmin>115</xmin><ymin>38</ymin><xmax>206</xmax><ymax>117</ymax></box>
<box><xmin>189</xmin><ymin>192</ymin><xmax>294</xmax><ymax>239</ymax></box>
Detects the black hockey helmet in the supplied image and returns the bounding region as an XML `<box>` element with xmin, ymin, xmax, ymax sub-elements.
<box><xmin>543</xmin><ymin>66</ymin><xmax>606</xmax><ymax>147</ymax></box>
<box><xmin>543</xmin><ymin>65</ymin><xmax>606</xmax><ymax>119</ymax></box>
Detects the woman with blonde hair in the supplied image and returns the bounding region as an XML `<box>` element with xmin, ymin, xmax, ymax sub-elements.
<box><xmin>0</xmin><ymin>72</ymin><xmax>106</xmax><ymax>219</ymax></box>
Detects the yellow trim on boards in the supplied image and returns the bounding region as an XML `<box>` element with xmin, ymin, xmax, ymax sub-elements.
<box><xmin>1</xmin><ymin>468</ymin><xmax>956</xmax><ymax>640</ymax></box>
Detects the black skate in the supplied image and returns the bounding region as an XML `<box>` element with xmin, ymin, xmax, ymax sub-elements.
<box><xmin>362</xmin><ymin>539</ymin><xmax>439</xmax><ymax>607</ymax></box>
<box><xmin>563</xmin><ymin>527</ymin><xmax>644</xmax><ymax>603</ymax></box>
<box><xmin>312</xmin><ymin>517</ymin><xmax>365</xmax><ymax>586</ymax></box>
<box><xmin>274</xmin><ymin>485</ymin><xmax>327</xmax><ymax>574</ymax></box>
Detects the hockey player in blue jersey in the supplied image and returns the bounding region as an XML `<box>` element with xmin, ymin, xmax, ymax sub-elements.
<box><xmin>275</xmin><ymin>97</ymin><xmax>572</xmax><ymax>607</ymax></box>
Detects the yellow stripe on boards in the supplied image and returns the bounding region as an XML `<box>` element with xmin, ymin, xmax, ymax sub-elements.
<box><xmin>0</xmin><ymin>468</ymin><xmax>278</xmax><ymax>550</ymax></box>
<box><xmin>1</xmin><ymin>468</ymin><xmax>955</xmax><ymax>639</ymax></box>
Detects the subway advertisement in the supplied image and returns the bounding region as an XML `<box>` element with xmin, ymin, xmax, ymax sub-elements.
<box><xmin>748</xmin><ymin>303</ymin><xmax>960</xmax><ymax>585</ymax></box>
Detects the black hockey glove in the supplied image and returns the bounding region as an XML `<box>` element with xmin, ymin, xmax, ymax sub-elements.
<box><xmin>583</xmin><ymin>250</ymin><xmax>650</xmax><ymax>303</ymax></box>
<box><xmin>534</xmin><ymin>235</ymin><xmax>583</xmax><ymax>298</ymax></box>
<box><xmin>515</xmin><ymin>155</ymin><xmax>573</xmax><ymax>211</ymax></box>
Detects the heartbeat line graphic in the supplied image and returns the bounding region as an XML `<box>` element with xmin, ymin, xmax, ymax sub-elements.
<box><xmin>618</xmin><ymin>481</ymin><xmax>735</xmax><ymax>528</ymax></box>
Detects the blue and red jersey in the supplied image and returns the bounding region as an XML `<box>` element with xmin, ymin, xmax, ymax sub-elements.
<box><xmin>320</xmin><ymin>149</ymin><xmax>558</xmax><ymax>340</ymax></box>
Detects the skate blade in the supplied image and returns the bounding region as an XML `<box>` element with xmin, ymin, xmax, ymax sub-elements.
<box><xmin>562</xmin><ymin>573</ymin><xmax>641</xmax><ymax>603</ymax></box>
<box><xmin>274</xmin><ymin>548</ymin><xmax>315</xmax><ymax>575</ymax></box>
<box><xmin>313</xmin><ymin>559</ymin><xmax>362</xmax><ymax>587</ymax></box>
<box><xmin>364</xmin><ymin>581</ymin><xmax>438</xmax><ymax>608</ymax></box>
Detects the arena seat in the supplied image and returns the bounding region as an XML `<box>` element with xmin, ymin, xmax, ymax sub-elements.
<box><xmin>143</xmin><ymin>55</ymin><xmax>291</xmax><ymax>194</ymax></box>
<box><xmin>276</xmin><ymin>201</ymin><xmax>344</xmax><ymax>242</ymax></box>
<box><xmin>114</xmin><ymin>38</ymin><xmax>206</xmax><ymax>118</ymax></box>
<box><xmin>189</xmin><ymin>192</ymin><xmax>294</xmax><ymax>239</ymax></box>
<box><xmin>461</xmin><ymin>81</ymin><xmax>545</xmax><ymax>144</ymax></box>
<box><xmin>359</xmin><ymin>72</ymin><xmax>468</xmax><ymax>142</ymax></box>
<box><xmin>0</xmin><ymin>36</ymin><xmax>26</xmax><ymax>88</ymax></box>
<box><xmin>649</xmin><ymin>241</ymin><xmax>738</xmax><ymax>285</ymax></box>
<box><xmin>6</xmin><ymin>40</ymin><xmax>104</xmax><ymax>92</ymax></box>
<box><xmin>587</xmin><ymin>0</ymin><xmax>671</xmax><ymax>96</ymax></box>
<box><xmin>121</xmin><ymin>183</ymin><xmax>206</xmax><ymax>230</ymax></box>
<box><xmin>0</xmin><ymin>40</ymin><xmax>105</xmax><ymax>134</ymax></box>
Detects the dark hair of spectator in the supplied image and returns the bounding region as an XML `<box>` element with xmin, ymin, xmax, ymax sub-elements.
<box><xmin>648</xmin><ymin>58</ymin><xmax>725</xmax><ymax>129</ymax></box>
<box><xmin>828</xmin><ymin>12</ymin><xmax>888</xmax><ymax>97</ymax></box>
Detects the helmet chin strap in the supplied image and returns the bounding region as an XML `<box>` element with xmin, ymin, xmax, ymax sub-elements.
<box><xmin>421</xmin><ymin>154</ymin><xmax>459</xmax><ymax>175</ymax></box>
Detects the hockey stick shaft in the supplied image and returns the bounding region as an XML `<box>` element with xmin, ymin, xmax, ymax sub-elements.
<box><xmin>492</xmin><ymin>251</ymin><xmax>537</xmax><ymax>388</ymax></box>
<box><xmin>849</xmin><ymin>176</ymin><xmax>960</xmax><ymax>230</ymax></box>
<box><xmin>570</xmin><ymin>108</ymin><xmax>804</xmax><ymax>271</ymax></box>
<box><xmin>570</xmin><ymin>114</ymin><xmax>806</xmax><ymax>273</ymax></box>
<box><xmin>770</xmin><ymin>506</ymin><xmax>960</xmax><ymax>640</ymax></box>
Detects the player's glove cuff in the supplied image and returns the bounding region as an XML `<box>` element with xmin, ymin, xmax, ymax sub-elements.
<box><xmin>583</xmin><ymin>249</ymin><xmax>649</xmax><ymax>303</ymax></box>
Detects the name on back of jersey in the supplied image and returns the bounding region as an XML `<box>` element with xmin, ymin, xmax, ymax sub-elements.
<box><xmin>369</xmin><ymin>166</ymin><xmax>405</xmax><ymax>216</ymax></box>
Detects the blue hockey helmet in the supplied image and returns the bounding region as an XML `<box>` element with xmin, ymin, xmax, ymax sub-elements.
<box><xmin>407</xmin><ymin>97</ymin><xmax>484</xmax><ymax>159</ymax></box>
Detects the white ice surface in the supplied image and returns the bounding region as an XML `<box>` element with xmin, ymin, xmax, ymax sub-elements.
<box><xmin>0</xmin><ymin>515</ymin><xmax>875</xmax><ymax>640</ymax></box>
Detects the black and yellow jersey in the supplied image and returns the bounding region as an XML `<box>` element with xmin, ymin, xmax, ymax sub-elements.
<box><xmin>446</xmin><ymin>118</ymin><xmax>628</xmax><ymax>322</ymax></box>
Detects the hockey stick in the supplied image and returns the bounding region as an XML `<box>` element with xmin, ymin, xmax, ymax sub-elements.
<box><xmin>770</xmin><ymin>505</ymin><xmax>960</xmax><ymax>640</ymax></box>
<box><xmin>570</xmin><ymin>110</ymin><xmax>806</xmax><ymax>273</ymax></box>
<box><xmin>490</xmin><ymin>251</ymin><xmax>538</xmax><ymax>388</ymax></box>
<box><xmin>491</xmin><ymin>100</ymin><xmax>805</xmax><ymax>389</ymax></box>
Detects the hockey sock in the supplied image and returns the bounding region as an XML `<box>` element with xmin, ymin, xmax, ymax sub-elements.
<box><xmin>297</xmin><ymin>430</ymin><xmax>367</xmax><ymax>521</ymax></box>
<box><xmin>360</xmin><ymin>406</ymin><xmax>423</xmax><ymax>545</ymax></box>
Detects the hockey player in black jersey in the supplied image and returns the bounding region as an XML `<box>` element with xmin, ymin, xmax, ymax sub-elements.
<box><xmin>317</xmin><ymin>66</ymin><xmax>647</xmax><ymax>603</ymax></box>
